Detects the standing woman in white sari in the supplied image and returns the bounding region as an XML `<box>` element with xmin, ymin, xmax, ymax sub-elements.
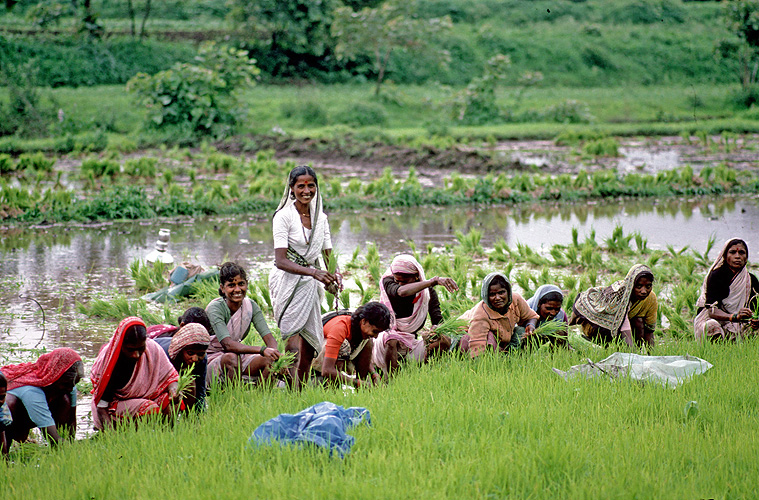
<box><xmin>270</xmin><ymin>166</ymin><xmax>341</xmax><ymax>388</ymax></box>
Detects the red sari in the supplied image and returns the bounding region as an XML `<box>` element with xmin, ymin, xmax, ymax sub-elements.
<box><xmin>90</xmin><ymin>317</ymin><xmax>178</xmax><ymax>430</ymax></box>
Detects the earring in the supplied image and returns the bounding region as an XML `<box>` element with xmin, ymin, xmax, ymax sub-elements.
<box><xmin>289</xmin><ymin>190</ymin><xmax>295</xmax><ymax>200</ymax></box>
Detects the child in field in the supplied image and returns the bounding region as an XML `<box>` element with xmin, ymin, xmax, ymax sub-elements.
<box><xmin>2</xmin><ymin>348</ymin><xmax>83</xmax><ymax>452</ymax></box>
<box><xmin>459</xmin><ymin>273</ymin><xmax>539</xmax><ymax>357</ymax></box>
<box><xmin>315</xmin><ymin>302</ymin><xmax>391</xmax><ymax>388</ymax></box>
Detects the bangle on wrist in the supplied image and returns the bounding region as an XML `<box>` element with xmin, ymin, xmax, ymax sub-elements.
<box><xmin>260</xmin><ymin>346</ymin><xmax>266</xmax><ymax>355</ymax></box>
<box><xmin>730</xmin><ymin>314</ymin><xmax>735</xmax><ymax>322</ymax></box>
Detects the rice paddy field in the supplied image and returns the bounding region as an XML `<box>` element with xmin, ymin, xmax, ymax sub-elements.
<box><xmin>2</xmin><ymin>339</ymin><xmax>759</xmax><ymax>499</ymax></box>
<box><xmin>2</xmin><ymin>199</ymin><xmax>759</xmax><ymax>498</ymax></box>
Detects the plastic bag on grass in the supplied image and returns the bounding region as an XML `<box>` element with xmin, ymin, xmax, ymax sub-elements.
<box><xmin>249</xmin><ymin>401</ymin><xmax>370</xmax><ymax>457</ymax></box>
<box><xmin>553</xmin><ymin>352</ymin><xmax>713</xmax><ymax>388</ymax></box>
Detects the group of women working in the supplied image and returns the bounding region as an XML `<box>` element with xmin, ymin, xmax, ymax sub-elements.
<box><xmin>0</xmin><ymin>166</ymin><xmax>757</xmax><ymax>452</ymax></box>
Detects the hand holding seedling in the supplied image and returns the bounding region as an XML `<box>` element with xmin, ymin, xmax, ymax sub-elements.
<box><xmin>262</xmin><ymin>347</ymin><xmax>281</xmax><ymax>361</ymax></box>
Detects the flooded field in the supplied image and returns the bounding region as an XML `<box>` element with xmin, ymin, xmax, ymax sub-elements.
<box><xmin>1</xmin><ymin>193</ymin><xmax>756</xmax><ymax>358</ymax></box>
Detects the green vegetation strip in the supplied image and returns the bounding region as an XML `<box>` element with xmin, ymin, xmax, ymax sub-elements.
<box><xmin>1</xmin><ymin>147</ymin><xmax>757</xmax><ymax>224</ymax></box>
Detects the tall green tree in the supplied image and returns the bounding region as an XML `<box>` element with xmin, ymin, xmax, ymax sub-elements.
<box><xmin>226</xmin><ymin>0</ymin><xmax>338</xmax><ymax>78</ymax></box>
<box><xmin>719</xmin><ymin>0</ymin><xmax>759</xmax><ymax>90</ymax></box>
<box><xmin>332</xmin><ymin>0</ymin><xmax>452</xmax><ymax>95</ymax></box>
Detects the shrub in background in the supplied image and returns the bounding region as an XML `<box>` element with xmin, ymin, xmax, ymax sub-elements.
<box><xmin>127</xmin><ymin>42</ymin><xmax>259</xmax><ymax>136</ymax></box>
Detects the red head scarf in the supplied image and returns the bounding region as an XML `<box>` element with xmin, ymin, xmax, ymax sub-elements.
<box><xmin>1</xmin><ymin>347</ymin><xmax>81</xmax><ymax>391</ymax></box>
<box><xmin>90</xmin><ymin>316</ymin><xmax>145</xmax><ymax>404</ymax></box>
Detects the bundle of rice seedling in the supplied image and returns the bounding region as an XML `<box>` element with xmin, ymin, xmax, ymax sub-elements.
<box><xmin>176</xmin><ymin>365</ymin><xmax>196</xmax><ymax>399</ymax></box>
<box><xmin>269</xmin><ymin>351</ymin><xmax>297</xmax><ymax>374</ymax></box>
<box><xmin>427</xmin><ymin>317</ymin><xmax>468</xmax><ymax>343</ymax></box>
<box><xmin>531</xmin><ymin>319</ymin><xmax>567</xmax><ymax>339</ymax></box>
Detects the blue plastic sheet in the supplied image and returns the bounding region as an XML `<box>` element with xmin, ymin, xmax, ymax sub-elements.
<box><xmin>249</xmin><ymin>401</ymin><xmax>371</xmax><ymax>457</ymax></box>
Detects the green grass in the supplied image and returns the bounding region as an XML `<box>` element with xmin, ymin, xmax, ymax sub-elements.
<box><xmin>4</xmin><ymin>339</ymin><xmax>759</xmax><ymax>498</ymax></box>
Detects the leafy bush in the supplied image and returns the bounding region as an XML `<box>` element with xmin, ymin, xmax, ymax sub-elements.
<box><xmin>0</xmin><ymin>37</ymin><xmax>196</xmax><ymax>87</ymax></box>
<box><xmin>333</xmin><ymin>101</ymin><xmax>388</xmax><ymax>127</ymax></box>
<box><xmin>123</xmin><ymin>157</ymin><xmax>157</xmax><ymax>177</ymax></box>
<box><xmin>450</xmin><ymin>54</ymin><xmax>510</xmax><ymax>125</ymax></box>
<box><xmin>0</xmin><ymin>154</ymin><xmax>15</xmax><ymax>174</ymax></box>
<box><xmin>127</xmin><ymin>43</ymin><xmax>259</xmax><ymax>135</ymax></box>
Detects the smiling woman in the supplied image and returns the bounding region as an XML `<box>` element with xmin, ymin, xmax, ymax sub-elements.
<box><xmin>270</xmin><ymin>166</ymin><xmax>342</xmax><ymax>389</ymax></box>
<box><xmin>204</xmin><ymin>262</ymin><xmax>281</xmax><ymax>385</ymax></box>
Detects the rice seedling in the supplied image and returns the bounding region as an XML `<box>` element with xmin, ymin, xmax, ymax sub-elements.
<box><xmin>269</xmin><ymin>351</ymin><xmax>297</xmax><ymax>374</ymax></box>
<box><xmin>189</xmin><ymin>276</ymin><xmax>220</xmax><ymax>305</ymax></box>
<box><xmin>176</xmin><ymin>364</ymin><xmax>196</xmax><ymax>400</ymax></box>
<box><xmin>366</xmin><ymin>243</ymin><xmax>381</xmax><ymax>284</ymax></box>
<box><xmin>514</xmin><ymin>270</ymin><xmax>534</xmax><ymax>298</ymax></box>
<box><xmin>353</xmin><ymin>277</ymin><xmax>375</xmax><ymax>305</ymax></box>
<box><xmin>633</xmin><ymin>232</ymin><xmax>649</xmax><ymax>254</ymax></box>
<box><xmin>666</xmin><ymin>244</ymin><xmax>690</xmax><ymax>257</ymax></box>
<box><xmin>428</xmin><ymin>317</ymin><xmax>468</xmax><ymax>344</ymax></box>
<box><xmin>604</xmin><ymin>224</ymin><xmax>634</xmax><ymax>254</ymax></box>
<box><xmin>255</xmin><ymin>271</ymin><xmax>272</xmax><ymax>311</ymax></box>
<box><xmin>531</xmin><ymin>319</ymin><xmax>567</xmax><ymax>339</ymax></box>
<box><xmin>489</xmin><ymin>238</ymin><xmax>513</xmax><ymax>263</ymax></box>
<box><xmin>565</xmin><ymin>246</ymin><xmax>580</xmax><ymax>265</ymax></box>
<box><xmin>562</xmin><ymin>274</ymin><xmax>577</xmax><ymax>291</ymax></box>
<box><xmin>340</xmin><ymin>290</ymin><xmax>351</xmax><ymax>310</ymax></box>
<box><xmin>346</xmin><ymin>245</ymin><xmax>362</xmax><ymax>270</ymax></box>
<box><xmin>550</xmin><ymin>246</ymin><xmax>568</xmax><ymax>266</ymax></box>
<box><xmin>455</xmin><ymin>228</ymin><xmax>484</xmax><ymax>257</ymax></box>
<box><xmin>571</xmin><ymin>227</ymin><xmax>580</xmax><ymax>248</ymax></box>
<box><xmin>691</xmin><ymin>234</ymin><xmax>717</xmax><ymax>268</ymax></box>
<box><xmin>129</xmin><ymin>259</ymin><xmax>168</xmax><ymax>292</ymax></box>
<box><xmin>660</xmin><ymin>304</ymin><xmax>692</xmax><ymax>338</ymax></box>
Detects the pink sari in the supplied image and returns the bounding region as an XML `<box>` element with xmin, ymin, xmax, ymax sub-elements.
<box><xmin>91</xmin><ymin>317</ymin><xmax>178</xmax><ymax>430</ymax></box>
<box><xmin>372</xmin><ymin>255</ymin><xmax>428</xmax><ymax>370</ymax></box>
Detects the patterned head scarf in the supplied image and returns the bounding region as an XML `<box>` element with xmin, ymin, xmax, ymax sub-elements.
<box><xmin>1</xmin><ymin>347</ymin><xmax>82</xmax><ymax>391</ymax></box>
<box><xmin>481</xmin><ymin>272</ymin><xmax>512</xmax><ymax>311</ymax></box>
<box><xmin>169</xmin><ymin>323</ymin><xmax>210</xmax><ymax>360</ymax></box>
<box><xmin>573</xmin><ymin>264</ymin><xmax>653</xmax><ymax>333</ymax></box>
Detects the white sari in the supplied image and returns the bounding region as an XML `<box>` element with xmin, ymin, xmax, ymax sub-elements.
<box><xmin>269</xmin><ymin>184</ymin><xmax>332</xmax><ymax>352</ymax></box>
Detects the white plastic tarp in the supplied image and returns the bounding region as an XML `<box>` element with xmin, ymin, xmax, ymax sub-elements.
<box><xmin>553</xmin><ymin>352</ymin><xmax>713</xmax><ymax>388</ymax></box>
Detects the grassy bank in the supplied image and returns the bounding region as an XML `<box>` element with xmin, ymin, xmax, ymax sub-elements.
<box><xmin>2</xmin><ymin>338</ymin><xmax>758</xmax><ymax>499</ymax></box>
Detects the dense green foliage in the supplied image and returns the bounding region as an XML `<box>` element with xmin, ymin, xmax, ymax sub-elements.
<box><xmin>0</xmin><ymin>36</ymin><xmax>195</xmax><ymax>87</ymax></box>
<box><xmin>0</xmin><ymin>0</ymin><xmax>738</xmax><ymax>87</ymax></box>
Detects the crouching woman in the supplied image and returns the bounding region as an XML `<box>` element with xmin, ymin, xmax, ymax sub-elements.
<box><xmin>91</xmin><ymin>317</ymin><xmax>180</xmax><ymax>431</ymax></box>
<box><xmin>317</xmin><ymin>302</ymin><xmax>391</xmax><ymax>389</ymax></box>
<box><xmin>2</xmin><ymin>348</ymin><xmax>83</xmax><ymax>453</ymax></box>
<box><xmin>459</xmin><ymin>273</ymin><xmax>538</xmax><ymax>357</ymax></box>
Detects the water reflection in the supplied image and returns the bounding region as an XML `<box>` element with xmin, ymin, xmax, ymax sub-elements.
<box><xmin>0</xmin><ymin>194</ymin><xmax>757</xmax><ymax>357</ymax></box>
